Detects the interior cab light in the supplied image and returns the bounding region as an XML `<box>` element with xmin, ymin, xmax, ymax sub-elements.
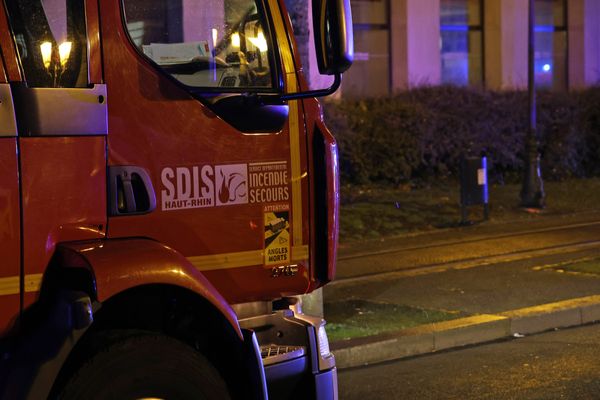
<box><xmin>231</xmin><ymin>32</ymin><xmax>240</xmax><ymax>48</ymax></box>
<box><xmin>212</xmin><ymin>28</ymin><xmax>218</xmax><ymax>48</ymax></box>
<box><xmin>248</xmin><ymin>31</ymin><xmax>268</xmax><ymax>53</ymax></box>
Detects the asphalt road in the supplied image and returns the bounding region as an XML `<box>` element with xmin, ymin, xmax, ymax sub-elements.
<box><xmin>336</xmin><ymin>221</ymin><xmax>600</xmax><ymax>280</ymax></box>
<box><xmin>339</xmin><ymin>323</ymin><xmax>600</xmax><ymax>400</ymax></box>
<box><xmin>326</xmin><ymin>246</ymin><xmax>600</xmax><ymax>317</ymax></box>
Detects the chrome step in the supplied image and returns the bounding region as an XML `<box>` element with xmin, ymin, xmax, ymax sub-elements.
<box><xmin>260</xmin><ymin>344</ymin><xmax>306</xmax><ymax>366</ymax></box>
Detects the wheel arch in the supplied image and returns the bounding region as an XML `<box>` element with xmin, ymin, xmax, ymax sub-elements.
<box><xmin>53</xmin><ymin>238</ymin><xmax>242</xmax><ymax>338</ymax></box>
<box><xmin>14</xmin><ymin>238</ymin><xmax>267</xmax><ymax>400</ymax></box>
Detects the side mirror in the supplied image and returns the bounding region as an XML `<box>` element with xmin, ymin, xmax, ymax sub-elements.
<box><xmin>280</xmin><ymin>0</ymin><xmax>354</xmax><ymax>100</ymax></box>
<box><xmin>313</xmin><ymin>0</ymin><xmax>354</xmax><ymax>75</ymax></box>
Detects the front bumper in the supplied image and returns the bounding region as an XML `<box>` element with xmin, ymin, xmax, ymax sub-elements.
<box><xmin>240</xmin><ymin>307</ymin><xmax>337</xmax><ymax>399</ymax></box>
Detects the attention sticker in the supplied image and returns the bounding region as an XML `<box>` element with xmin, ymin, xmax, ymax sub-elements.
<box><xmin>264</xmin><ymin>204</ymin><xmax>290</xmax><ymax>266</ymax></box>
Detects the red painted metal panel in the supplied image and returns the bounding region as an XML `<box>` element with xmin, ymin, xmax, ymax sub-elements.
<box><xmin>20</xmin><ymin>137</ymin><xmax>106</xmax><ymax>309</ymax></box>
<box><xmin>85</xmin><ymin>0</ymin><xmax>102</xmax><ymax>83</ymax></box>
<box><xmin>100</xmin><ymin>0</ymin><xmax>311</xmax><ymax>303</ymax></box>
<box><xmin>0</xmin><ymin>138</ymin><xmax>20</xmax><ymax>334</ymax></box>
<box><xmin>303</xmin><ymin>98</ymin><xmax>339</xmax><ymax>290</ymax></box>
<box><xmin>0</xmin><ymin>295</ymin><xmax>19</xmax><ymax>334</ymax></box>
<box><xmin>318</xmin><ymin>114</ymin><xmax>340</xmax><ymax>284</ymax></box>
<box><xmin>0</xmin><ymin>41</ymin><xmax>7</xmax><ymax>83</ymax></box>
<box><xmin>0</xmin><ymin>0</ymin><xmax>20</xmax><ymax>82</ymax></box>
<box><xmin>202</xmin><ymin>264</ymin><xmax>311</xmax><ymax>303</ymax></box>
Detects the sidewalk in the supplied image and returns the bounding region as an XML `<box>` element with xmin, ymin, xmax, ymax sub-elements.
<box><xmin>325</xmin><ymin>212</ymin><xmax>600</xmax><ymax>368</ymax></box>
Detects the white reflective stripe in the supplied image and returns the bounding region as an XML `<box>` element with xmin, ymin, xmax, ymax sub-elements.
<box><xmin>266</xmin><ymin>0</ymin><xmax>305</xmax><ymax>246</ymax></box>
<box><xmin>288</xmin><ymin>97</ymin><xmax>304</xmax><ymax>246</ymax></box>
<box><xmin>0</xmin><ymin>276</ymin><xmax>19</xmax><ymax>296</ymax></box>
<box><xmin>291</xmin><ymin>245</ymin><xmax>309</xmax><ymax>262</ymax></box>
<box><xmin>188</xmin><ymin>245</ymin><xmax>309</xmax><ymax>272</ymax></box>
<box><xmin>25</xmin><ymin>273</ymin><xmax>43</xmax><ymax>293</ymax></box>
<box><xmin>188</xmin><ymin>250</ymin><xmax>264</xmax><ymax>271</ymax></box>
<box><xmin>0</xmin><ymin>247</ymin><xmax>313</xmax><ymax>296</ymax></box>
<box><xmin>0</xmin><ymin>273</ymin><xmax>42</xmax><ymax>296</ymax></box>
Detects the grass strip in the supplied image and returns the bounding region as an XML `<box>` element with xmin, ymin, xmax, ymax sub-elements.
<box><xmin>324</xmin><ymin>299</ymin><xmax>465</xmax><ymax>342</ymax></box>
<box><xmin>340</xmin><ymin>178</ymin><xmax>600</xmax><ymax>242</ymax></box>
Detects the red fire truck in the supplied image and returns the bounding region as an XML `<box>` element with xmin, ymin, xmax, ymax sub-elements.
<box><xmin>0</xmin><ymin>0</ymin><xmax>352</xmax><ymax>398</ymax></box>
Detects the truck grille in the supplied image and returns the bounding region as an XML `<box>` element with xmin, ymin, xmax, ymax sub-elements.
<box><xmin>260</xmin><ymin>344</ymin><xmax>306</xmax><ymax>366</ymax></box>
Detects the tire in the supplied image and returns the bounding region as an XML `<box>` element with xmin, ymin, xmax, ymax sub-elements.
<box><xmin>57</xmin><ymin>331</ymin><xmax>231</xmax><ymax>400</ymax></box>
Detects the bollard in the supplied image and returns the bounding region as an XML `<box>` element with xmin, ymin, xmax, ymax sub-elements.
<box><xmin>459</xmin><ymin>156</ymin><xmax>489</xmax><ymax>224</ymax></box>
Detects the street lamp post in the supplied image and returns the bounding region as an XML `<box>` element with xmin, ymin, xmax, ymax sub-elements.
<box><xmin>520</xmin><ymin>0</ymin><xmax>545</xmax><ymax>209</ymax></box>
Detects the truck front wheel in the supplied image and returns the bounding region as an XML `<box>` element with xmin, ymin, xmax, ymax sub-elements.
<box><xmin>57</xmin><ymin>331</ymin><xmax>231</xmax><ymax>400</ymax></box>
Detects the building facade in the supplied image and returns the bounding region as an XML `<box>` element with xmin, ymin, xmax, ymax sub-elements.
<box><xmin>287</xmin><ymin>0</ymin><xmax>600</xmax><ymax>98</ymax></box>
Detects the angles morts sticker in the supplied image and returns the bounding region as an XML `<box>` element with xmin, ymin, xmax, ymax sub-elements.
<box><xmin>264</xmin><ymin>204</ymin><xmax>290</xmax><ymax>265</ymax></box>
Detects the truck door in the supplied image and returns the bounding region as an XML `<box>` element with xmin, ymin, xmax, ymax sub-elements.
<box><xmin>2</xmin><ymin>0</ymin><xmax>107</xmax><ymax>311</ymax></box>
<box><xmin>0</xmin><ymin>12</ymin><xmax>20</xmax><ymax>333</ymax></box>
<box><xmin>101</xmin><ymin>0</ymin><xmax>311</xmax><ymax>303</ymax></box>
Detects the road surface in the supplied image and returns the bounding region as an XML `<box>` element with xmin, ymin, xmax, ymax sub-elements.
<box><xmin>339</xmin><ymin>323</ymin><xmax>600</xmax><ymax>399</ymax></box>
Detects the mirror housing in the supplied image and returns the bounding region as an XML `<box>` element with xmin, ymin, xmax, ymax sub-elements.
<box><xmin>209</xmin><ymin>94</ymin><xmax>289</xmax><ymax>133</ymax></box>
<box><xmin>280</xmin><ymin>0</ymin><xmax>353</xmax><ymax>100</ymax></box>
<box><xmin>313</xmin><ymin>0</ymin><xmax>354</xmax><ymax>75</ymax></box>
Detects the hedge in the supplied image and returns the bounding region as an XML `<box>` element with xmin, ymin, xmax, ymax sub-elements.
<box><xmin>323</xmin><ymin>86</ymin><xmax>600</xmax><ymax>185</ymax></box>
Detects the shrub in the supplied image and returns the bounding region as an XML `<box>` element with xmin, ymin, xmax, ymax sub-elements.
<box><xmin>579</xmin><ymin>88</ymin><xmax>600</xmax><ymax>176</ymax></box>
<box><xmin>323</xmin><ymin>86</ymin><xmax>600</xmax><ymax>185</ymax></box>
<box><xmin>332</xmin><ymin>99</ymin><xmax>425</xmax><ymax>184</ymax></box>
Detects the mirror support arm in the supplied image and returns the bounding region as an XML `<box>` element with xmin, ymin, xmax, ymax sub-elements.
<box><xmin>279</xmin><ymin>73</ymin><xmax>341</xmax><ymax>101</ymax></box>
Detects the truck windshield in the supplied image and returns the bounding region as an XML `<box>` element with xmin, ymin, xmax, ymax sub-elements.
<box><xmin>123</xmin><ymin>0</ymin><xmax>276</xmax><ymax>91</ymax></box>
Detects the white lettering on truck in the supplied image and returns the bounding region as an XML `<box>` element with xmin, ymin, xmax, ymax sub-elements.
<box><xmin>248</xmin><ymin>161</ymin><xmax>289</xmax><ymax>203</ymax></box>
<box><xmin>160</xmin><ymin>161</ymin><xmax>290</xmax><ymax>211</ymax></box>
<box><xmin>161</xmin><ymin>166</ymin><xmax>214</xmax><ymax>210</ymax></box>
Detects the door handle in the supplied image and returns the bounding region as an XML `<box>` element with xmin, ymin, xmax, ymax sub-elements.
<box><xmin>108</xmin><ymin>166</ymin><xmax>156</xmax><ymax>216</ymax></box>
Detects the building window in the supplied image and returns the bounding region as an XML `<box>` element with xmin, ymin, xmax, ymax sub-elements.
<box><xmin>344</xmin><ymin>0</ymin><xmax>390</xmax><ymax>98</ymax></box>
<box><xmin>535</xmin><ymin>0</ymin><xmax>567</xmax><ymax>90</ymax></box>
<box><xmin>440</xmin><ymin>0</ymin><xmax>483</xmax><ymax>86</ymax></box>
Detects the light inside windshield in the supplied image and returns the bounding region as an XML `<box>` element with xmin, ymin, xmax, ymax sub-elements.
<box><xmin>123</xmin><ymin>0</ymin><xmax>274</xmax><ymax>90</ymax></box>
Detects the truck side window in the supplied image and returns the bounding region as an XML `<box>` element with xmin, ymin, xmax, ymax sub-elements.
<box><xmin>5</xmin><ymin>0</ymin><xmax>88</xmax><ymax>88</ymax></box>
<box><xmin>123</xmin><ymin>0</ymin><xmax>275</xmax><ymax>91</ymax></box>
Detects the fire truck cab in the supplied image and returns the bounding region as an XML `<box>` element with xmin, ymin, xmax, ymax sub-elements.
<box><xmin>0</xmin><ymin>0</ymin><xmax>352</xmax><ymax>398</ymax></box>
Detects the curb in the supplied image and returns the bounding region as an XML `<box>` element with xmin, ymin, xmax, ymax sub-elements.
<box><xmin>331</xmin><ymin>295</ymin><xmax>600</xmax><ymax>369</ymax></box>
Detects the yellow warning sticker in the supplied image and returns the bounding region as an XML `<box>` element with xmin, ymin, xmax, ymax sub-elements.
<box><xmin>264</xmin><ymin>204</ymin><xmax>290</xmax><ymax>266</ymax></box>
